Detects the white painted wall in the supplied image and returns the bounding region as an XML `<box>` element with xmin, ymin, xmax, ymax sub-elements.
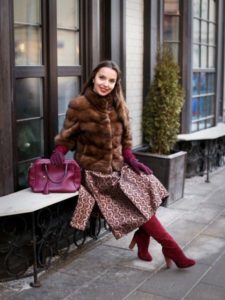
<box><xmin>125</xmin><ymin>0</ymin><xmax>144</xmax><ymax>147</ymax></box>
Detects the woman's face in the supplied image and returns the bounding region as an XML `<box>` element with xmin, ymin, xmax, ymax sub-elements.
<box><xmin>93</xmin><ymin>67</ymin><xmax>117</xmax><ymax>96</ymax></box>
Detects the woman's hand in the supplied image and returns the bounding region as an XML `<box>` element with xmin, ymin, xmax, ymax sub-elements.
<box><xmin>122</xmin><ymin>148</ymin><xmax>153</xmax><ymax>175</ymax></box>
<box><xmin>50</xmin><ymin>145</ymin><xmax>68</xmax><ymax>166</ymax></box>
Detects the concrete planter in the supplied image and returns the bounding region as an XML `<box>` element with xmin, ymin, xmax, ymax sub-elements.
<box><xmin>133</xmin><ymin>147</ymin><xmax>187</xmax><ymax>205</ymax></box>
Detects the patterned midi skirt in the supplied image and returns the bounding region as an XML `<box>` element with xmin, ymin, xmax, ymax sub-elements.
<box><xmin>70</xmin><ymin>164</ymin><xmax>168</xmax><ymax>239</ymax></box>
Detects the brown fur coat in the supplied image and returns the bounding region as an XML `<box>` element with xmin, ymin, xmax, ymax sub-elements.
<box><xmin>55</xmin><ymin>88</ymin><xmax>132</xmax><ymax>173</ymax></box>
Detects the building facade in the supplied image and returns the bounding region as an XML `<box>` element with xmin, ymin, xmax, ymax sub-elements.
<box><xmin>0</xmin><ymin>0</ymin><xmax>225</xmax><ymax>196</ymax></box>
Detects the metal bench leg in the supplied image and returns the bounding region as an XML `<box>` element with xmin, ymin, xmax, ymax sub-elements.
<box><xmin>30</xmin><ymin>212</ymin><xmax>41</xmax><ymax>287</ymax></box>
<box><xmin>205</xmin><ymin>140</ymin><xmax>210</xmax><ymax>183</ymax></box>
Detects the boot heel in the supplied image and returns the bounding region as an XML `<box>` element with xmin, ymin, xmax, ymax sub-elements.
<box><xmin>164</xmin><ymin>256</ymin><xmax>172</xmax><ymax>268</ymax></box>
<box><xmin>129</xmin><ymin>237</ymin><xmax>136</xmax><ymax>250</ymax></box>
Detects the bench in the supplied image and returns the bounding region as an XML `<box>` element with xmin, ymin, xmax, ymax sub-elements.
<box><xmin>177</xmin><ymin>123</ymin><xmax>225</xmax><ymax>182</ymax></box>
<box><xmin>0</xmin><ymin>188</ymin><xmax>79</xmax><ymax>287</ymax></box>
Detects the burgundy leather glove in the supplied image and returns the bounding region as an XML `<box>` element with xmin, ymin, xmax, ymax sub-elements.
<box><xmin>122</xmin><ymin>148</ymin><xmax>153</xmax><ymax>175</ymax></box>
<box><xmin>50</xmin><ymin>145</ymin><xmax>68</xmax><ymax>166</ymax></box>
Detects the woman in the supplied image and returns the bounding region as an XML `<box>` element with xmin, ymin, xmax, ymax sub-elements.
<box><xmin>51</xmin><ymin>60</ymin><xmax>195</xmax><ymax>268</ymax></box>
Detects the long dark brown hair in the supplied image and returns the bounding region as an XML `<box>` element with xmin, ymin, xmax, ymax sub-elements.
<box><xmin>81</xmin><ymin>60</ymin><xmax>129</xmax><ymax>126</ymax></box>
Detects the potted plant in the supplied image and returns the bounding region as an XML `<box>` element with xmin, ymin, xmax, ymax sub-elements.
<box><xmin>134</xmin><ymin>46</ymin><xmax>186</xmax><ymax>205</ymax></box>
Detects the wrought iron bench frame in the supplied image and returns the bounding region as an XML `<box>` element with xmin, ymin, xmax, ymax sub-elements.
<box><xmin>177</xmin><ymin>123</ymin><xmax>225</xmax><ymax>182</ymax></box>
<box><xmin>0</xmin><ymin>189</ymin><xmax>79</xmax><ymax>287</ymax></box>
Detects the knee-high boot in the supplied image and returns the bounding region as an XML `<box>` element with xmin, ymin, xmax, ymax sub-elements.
<box><xmin>129</xmin><ymin>228</ymin><xmax>152</xmax><ymax>261</ymax></box>
<box><xmin>141</xmin><ymin>215</ymin><xmax>196</xmax><ymax>268</ymax></box>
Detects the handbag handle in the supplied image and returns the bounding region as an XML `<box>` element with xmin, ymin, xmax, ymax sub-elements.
<box><xmin>44</xmin><ymin>163</ymin><xmax>69</xmax><ymax>184</ymax></box>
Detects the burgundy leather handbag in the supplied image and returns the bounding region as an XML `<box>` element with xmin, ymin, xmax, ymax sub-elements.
<box><xmin>28</xmin><ymin>159</ymin><xmax>81</xmax><ymax>194</ymax></box>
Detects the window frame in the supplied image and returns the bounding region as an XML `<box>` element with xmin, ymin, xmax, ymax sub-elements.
<box><xmin>13</xmin><ymin>0</ymin><xmax>83</xmax><ymax>189</ymax></box>
<box><xmin>191</xmin><ymin>0</ymin><xmax>217</xmax><ymax>132</ymax></box>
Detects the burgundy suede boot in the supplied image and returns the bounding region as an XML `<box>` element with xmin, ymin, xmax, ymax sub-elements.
<box><xmin>142</xmin><ymin>215</ymin><xmax>195</xmax><ymax>268</ymax></box>
<box><xmin>129</xmin><ymin>228</ymin><xmax>152</xmax><ymax>261</ymax></box>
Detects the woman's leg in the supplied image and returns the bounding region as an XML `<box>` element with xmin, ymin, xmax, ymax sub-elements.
<box><xmin>129</xmin><ymin>227</ymin><xmax>152</xmax><ymax>261</ymax></box>
<box><xmin>141</xmin><ymin>215</ymin><xmax>195</xmax><ymax>268</ymax></box>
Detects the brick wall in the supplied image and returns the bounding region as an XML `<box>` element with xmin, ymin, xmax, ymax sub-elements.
<box><xmin>125</xmin><ymin>0</ymin><xmax>144</xmax><ymax>147</ymax></box>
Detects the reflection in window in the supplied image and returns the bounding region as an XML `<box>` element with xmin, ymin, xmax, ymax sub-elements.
<box><xmin>57</xmin><ymin>0</ymin><xmax>80</xmax><ymax>66</ymax></box>
<box><xmin>163</xmin><ymin>16</ymin><xmax>179</xmax><ymax>40</ymax></box>
<box><xmin>57</xmin><ymin>31</ymin><xmax>80</xmax><ymax>65</ymax></box>
<box><xmin>191</xmin><ymin>0</ymin><xmax>217</xmax><ymax>132</ymax></box>
<box><xmin>17</xmin><ymin>120</ymin><xmax>43</xmax><ymax>161</ymax></box>
<box><xmin>58</xmin><ymin>77</ymin><xmax>80</xmax><ymax>131</ymax></box>
<box><xmin>18</xmin><ymin>161</ymin><xmax>33</xmax><ymax>189</ymax></box>
<box><xmin>14</xmin><ymin>0</ymin><xmax>42</xmax><ymax>65</ymax></box>
<box><xmin>164</xmin><ymin>0</ymin><xmax>179</xmax><ymax>13</ymax></box>
<box><xmin>15</xmin><ymin>78</ymin><xmax>43</xmax><ymax>119</ymax></box>
<box><xmin>163</xmin><ymin>0</ymin><xmax>180</xmax><ymax>63</ymax></box>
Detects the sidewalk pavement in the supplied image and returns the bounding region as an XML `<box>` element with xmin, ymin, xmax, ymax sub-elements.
<box><xmin>1</xmin><ymin>167</ymin><xmax>225</xmax><ymax>300</ymax></box>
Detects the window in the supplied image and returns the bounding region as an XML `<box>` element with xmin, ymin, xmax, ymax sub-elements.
<box><xmin>57</xmin><ymin>0</ymin><xmax>81</xmax><ymax>131</ymax></box>
<box><xmin>163</xmin><ymin>0</ymin><xmax>180</xmax><ymax>62</ymax></box>
<box><xmin>14</xmin><ymin>0</ymin><xmax>82</xmax><ymax>189</ymax></box>
<box><xmin>191</xmin><ymin>0</ymin><xmax>216</xmax><ymax>132</ymax></box>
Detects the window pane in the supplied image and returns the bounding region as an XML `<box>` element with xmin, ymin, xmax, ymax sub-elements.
<box><xmin>206</xmin><ymin>118</ymin><xmax>214</xmax><ymax>128</ymax></box>
<box><xmin>14</xmin><ymin>0</ymin><xmax>42</xmax><ymax>66</ymax></box>
<box><xmin>58</xmin><ymin>77</ymin><xmax>80</xmax><ymax>114</ymax></box>
<box><xmin>209</xmin><ymin>24</ymin><xmax>216</xmax><ymax>45</ymax></box>
<box><xmin>192</xmin><ymin>98</ymin><xmax>199</xmax><ymax>120</ymax></box>
<box><xmin>164</xmin><ymin>43</ymin><xmax>179</xmax><ymax>62</ymax></box>
<box><xmin>200</xmin><ymin>72</ymin><xmax>207</xmax><ymax>94</ymax></box>
<box><xmin>209</xmin><ymin>0</ymin><xmax>216</xmax><ymax>21</ymax></box>
<box><xmin>193</xmin><ymin>0</ymin><xmax>200</xmax><ymax>18</ymax></box>
<box><xmin>191</xmin><ymin>122</ymin><xmax>198</xmax><ymax>132</ymax></box>
<box><xmin>192</xmin><ymin>72</ymin><xmax>199</xmax><ymax>95</ymax></box>
<box><xmin>57</xmin><ymin>0</ymin><xmax>79</xmax><ymax>28</ymax></box>
<box><xmin>57</xmin><ymin>31</ymin><xmax>79</xmax><ymax>65</ymax></box>
<box><xmin>14</xmin><ymin>0</ymin><xmax>41</xmax><ymax>24</ymax></box>
<box><xmin>193</xmin><ymin>45</ymin><xmax>200</xmax><ymax>68</ymax></box>
<box><xmin>15</xmin><ymin>78</ymin><xmax>43</xmax><ymax>119</ymax></box>
<box><xmin>208</xmin><ymin>47</ymin><xmax>215</xmax><ymax>68</ymax></box>
<box><xmin>164</xmin><ymin>0</ymin><xmax>179</xmax><ymax>14</ymax></box>
<box><xmin>201</xmin><ymin>21</ymin><xmax>208</xmax><ymax>44</ymax></box>
<box><xmin>207</xmin><ymin>95</ymin><xmax>215</xmax><ymax>115</ymax></box>
<box><xmin>57</xmin><ymin>0</ymin><xmax>80</xmax><ymax>66</ymax></box>
<box><xmin>193</xmin><ymin>19</ymin><xmax>200</xmax><ymax>43</ymax></box>
<box><xmin>18</xmin><ymin>161</ymin><xmax>31</xmax><ymax>189</ymax></box>
<box><xmin>199</xmin><ymin>121</ymin><xmax>206</xmax><ymax>130</ymax></box>
<box><xmin>207</xmin><ymin>72</ymin><xmax>215</xmax><ymax>93</ymax></box>
<box><xmin>163</xmin><ymin>16</ymin><xmax>179</xmax><ymax>41</ymax></box>
<box><xmin>14</xmin><ymin>25</ymin><xmax>42</xmax><ymax>65</ymax></box>
<box><xmin>200</xmin><ymin>45</ymin><xmax>207</xmax><ymax>68</ymax></box>
<box><xmin>201</xmin><ymin>0</ymin><xmax>208</xmax><ymax>19</ymax></box>
<box><xmin>58</xmin><ymin>116</ymin><xmax>65</xmax><ymax>133</ymax></box>
<box><xmin>199</xmin><ymin>96</ymin><xmax>207</xmax><ymax>117</ymax></box>
<box><xmin>17</xmin><ymin>120</ymin><xmax>43</xmax><ymax>161</ymax></box>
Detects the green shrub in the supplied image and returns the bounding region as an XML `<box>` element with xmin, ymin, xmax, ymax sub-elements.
<box><xmin>143</xmin><ymin>46</ymin><xmax>185</xmax><ymax>154</ymax></box>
